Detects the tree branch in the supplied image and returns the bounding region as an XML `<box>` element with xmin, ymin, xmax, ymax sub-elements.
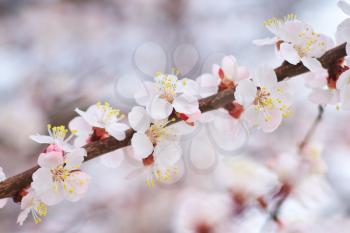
<box><xmin>0</xmin><ymin>43</ymin><xmax>346</xmax><ymax>200</ymax></box>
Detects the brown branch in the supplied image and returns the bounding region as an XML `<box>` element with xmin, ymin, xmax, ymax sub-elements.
<box><xmin>298</xmin><ymin>105</ymin><xmax>324</xmax><ymax>153</ymax></box>
<box><xmin>0</xmin><ymin>43</ymin><xmax>346</xmax><ymax>200</ymax></box>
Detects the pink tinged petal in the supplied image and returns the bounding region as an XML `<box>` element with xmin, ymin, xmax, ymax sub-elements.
<box><xmin>340</xmin><ymin>85</ymin><xmax>350</xmax><ymax>110</ymax></box>
<box><xmin>235</xmin><ymin>80</ymin><xmax>257</xmax><ymax>106</ymax></box>
<box><xmin>309</xmin><ymin>89</ymin><xmax>339</xmax><ymax>105</ymax></box>
<box><xmin>196</xmin><ymin>73</ymin><xmax>220</xmax><ymax>98</ymax></box>
<box><xmin>38</xmin><ymin>151</ymin><xmax>64</xmax><ymax>168</ymax></box>
<box><xmin>29</xmin><ymin>134</ymin><xmax>54</xmax><ymax>144</ymax></box>
<box><xmin>337</xmin><ymin>69</ymin><xmax>350</xmax><ymax>89</ymax></box>
<box><xmin>279</xmin><ymin>43</ymin><xmax>301</xmax><ymax>65</ymax></box>
<box><xmin>131</xmin><ymin>132</ymin><xmax>154</xmax><ymax>159</ymax></box>
<box><xmin>258</xmin><ymin>108</ymin><xmax>283</xmax><ymax>133</ymax></box>
<box><xmin>128</xmin><ymin>106</ymin><xmax>151</xmax><ymax>132</ymax></box>
<box><xmin>186</xmin><ymin>110</ymin><xmax>202</xmax><ymax>123</ymax></box>
<box><xmin>252</xmin><ymin>37</ymin><xmax>277</xmax><ymax>46</ymax></box>
<box><xmin>173</xmin><ymin>94</ymin><xmax>199</xmax><ymax>115</ymax></box>
<box><xmin>134</xmin><ymin>81</ymin><xmax>157</xmax><ymax>106</ymax></box>
<box><xmin>100</xmin><ymin>149</ymin><xmax>124</xmax><ymax>168</ymax></box>
<box><xmin>68</xmin><ymin>116</ymin><xmax>92</xmax><ymax>137</ymax></box>
<box><xmin>338</xmin><ymin>0</ymin><xmax>350</xmax><ymax>16</ymax></box>
<box><xmin>336</xmin><ymin>19</ymin><xmax>350</xmax><ymax>44</ymax></box>
<box><xmin>0</xmin><ymin>198</ymin><xmax>7</xmax><ymax>208</ymax></box>
<box><xmin>64</xmin><ymin>148</ymin><xmax>86</xmax><ymax>170</ymax></box>
<box><xmin>222</xmin><ymin>55</ymin><xmax>238</xmax><ymax>80</ymax></box>
<box><xmin>146</xmin><ymin>97</ymin><xmax>173</xmax><ymax>121</ymax></box>
<box><xmin>253</xmin><ymin>65</ymin><xmax>278</xmax><ymax>88</ymax></box>
<box><xmin>301</xmin><ymin>57</ymin><xmax>323</xmax><ymax>72</ymax></box>
<box><xmin>154</xmin><ymin>140</ymin><xmax>182</xmax><ymax>166</ymax></box>
<box><xmin>212</xmin><ymin>64</ymin><xmax>221</xmax><ymax>80</ymax></box>
<box><xmin>106</xmin><ymin>122</ymin><xmax>129</xmax><ymax>140</ymax></box>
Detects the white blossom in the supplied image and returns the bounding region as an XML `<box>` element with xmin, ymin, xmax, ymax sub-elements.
<box><xmin>254</xmin><ymin>14</ymin><xmax>333</xmax><ymax>66</ymax></box>
<box><xmin>134</xmin><ymin>74</ymin><xmax>200</xmax><ymax>122</ymax></box>
<box><xmin>31</xmin><ymin>148</ymin><xmax>90</xmax><ymax>206</ymax></box>
<box><xmin>235</xmin><ymin>65</ymin><xmax>293</xmax><ymax>132</ymax></box>
<box><xmin>17</xmin><ymin>189</ymin><xmax>47</xmax><ymax>225</ymax></box>
<box><xmin>30</xmin><ymin>125</ymin><xmax>75</xmax><ymax>152</ymax></box>
<box><xmin>74</xmin><ymin>102</ymin><xmax>129</xmax><ymax>141</ymax></box>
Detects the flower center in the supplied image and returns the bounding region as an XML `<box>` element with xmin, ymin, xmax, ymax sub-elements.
<box><xmin>254</xmin><ymin>88</ymin><xmax>273</xmax><ymax>108</ymax></box>
<box><xmin>32</xmin><ymin>202</ymin><xmax>47</xmax><ymax>224</ymax></box>
<box><xmin>146</xmin><ymin>119</ymin><xmax>176</xmax><ymax>144</ymax></box>
<box><xmin>96</xmin><ymin>101</ymin><xmax>124</xmax><ymax>124</ymax></box>
<box><xmin>295</xmin><ymin>27</ymin><xmax>325</xmax><ymax>57</ymax></box>
<box><xmin>254</xmin><ymin>87</ymin><xmax>291</xmax><ymax>120</ymax></box>
<box><xmin>155</xmin><ymin>74</ymin><xmax>178</xmax><ymax>102</ymax></box>
<box><xmin>51</xmin><ymin>165</ymin><xmax>70</xmax><ymax>182</ymax></box>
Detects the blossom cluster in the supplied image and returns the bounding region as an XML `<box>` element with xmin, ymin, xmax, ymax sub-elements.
<box><xmin>0</xmin><ymin>1</ymin><xmax>350</xmax><ymax>228</ymax></box>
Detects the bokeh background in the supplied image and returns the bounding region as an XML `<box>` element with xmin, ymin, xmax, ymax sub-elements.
<box><xmin>1</xmin><ymin>0</ymin><xmax>350</xmax><ymax>232</ymax></box>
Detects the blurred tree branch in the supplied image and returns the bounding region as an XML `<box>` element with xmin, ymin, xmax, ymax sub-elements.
<box><xmin>0</xmin><ymin>43</ymin><xmax>346</xmax><ymax>200</ymax></box>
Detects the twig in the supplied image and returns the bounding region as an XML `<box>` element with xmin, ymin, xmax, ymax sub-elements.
<box><xmin>260</xmin><ymin>105</ymin><xmax>326</xmax><ymax>232</ymax></box>
<box><xmin>0</xmin><ymin>43</ymin><xmax>346</xmax><ymax>200</ymax></box>
<box><xmin>298</xmin><ymin>105</ymin><xmax>324</xmax><ymax>153</ymax></box>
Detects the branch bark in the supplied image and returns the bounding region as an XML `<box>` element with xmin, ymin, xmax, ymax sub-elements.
<box><xmin>0</xmin><ymin>43</ymin><xmax>346</xmax><ymax>200</ymax></box>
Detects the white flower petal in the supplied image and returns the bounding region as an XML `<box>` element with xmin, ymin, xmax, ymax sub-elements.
<box><xmin>235</xmin><ymin>80</ymin><xmax>257</xmax><ymax>106</ymax></box>
<box><xmin>39</xmin><ymin>185</ymin><xmax>64</xmax><ymax>206</ymax></box>
<box><xmin>64</xmin><ymin>148</ymin><xmax>86</xmax><ymax>170</ymax></box>
<box><xmin>309</xmin><ymin>89</ymin><xmax>339</xmax><ymax>105</ymax></box>
<box><xmin>196</xmin><ymin>73</ymin><xmax>220</xmax><ymax>98</ymax></box>
<box><xmin>0</xmin><ymin>198</ymin><xmax>7</xmax><ymax>208</ymax></box>
<box><xmin>340</xmin><ymin>85</ymin><xmax>350</xmax><ymax>110</ymax></box>
<box><xmin>279</xmin><ymin>43</ymin><xmax>301</xmax><ymax>65</ymax></box>
<box><xmin>222</xmin><ymin>55</ymin><xmax>238</xmax><ymax>81</ymax></box>
<box><xmin>17</xmin><ymin>208</ymin><xmax>30</xmax><ymax>225</ymax></box>
<box><xmin>337</xmin><ymin>69</ymin><xmax>350</xmax><ymax>89</ymax></box>
<box><xmin>338</xmin><ymin>0</ymin><xmax>350</xmax><ymax>16</ymax></box>
<box><xmin>38</xmin><ymin>151</ymin><xmax>64</xmax><ymax>169</ymax></box>
<box><xmin>128</xmin><ymin>106</ymin><xmax>151</xmax><ymax>132</ymax></box>
<box><xmin>154</xmin><ymin>140</ymin><xmax>182</xmax><ymax>166</ymax></box>
<box><xmin>258</xmin><ymin>108</ymin><xmax>283</xmax><ymax>133</ymax></box>
<box><xmin>63</xmin><ymin>172</ymin><xmax>90</xmax><ymax>202</ymax></box>
<box><xmin>69</xmin><ymin>116</ymin><xmax>92</xmax><ymax>137</ymax></box>
<box><xmin>253</xmin><ymin>65</ymin><xmax>278</xmax><ymax>88</ymax></box>
<box><xmin>100</xmin><ymin>149</ymin><xmax>124</xmax><ymax>168</ymax></box>
<box><xmin>176</xmin><ymin>78</ymin><xmax>199</xmax><ymax>96</ymax></box>
<box><xmin>32</xmin><ymin>168</ymin><xmax>54</xmax><ymax>194</ymax></box>
<box><xmin>242</xmin><ymin>106</ymin><xmax>259</xmax><ymax>128</ymax></box>
<box><xmin>301</xmin><ymin>57</ymin><xmax>323</xmax><ymax>72</ymax></box>
<box><xmin>172</xmin><ymin>94</ymin><xmax>199</xmax><ymax>115</ymax></box>
<box><xmin>106</xmin><ymin>123</ymin><xmax>129</xmax><ymax>140</ymax></box>
<box><xmin>131</xmin><ymin>132</ymin><xmax>154</xmax><ymax>159</ymax></box>
<box><xmin>29</xmin><ymin>134</ymin><xmax>54</xmax><ymax>144</ymax></box>
<box><xmin>336</xmin><ymin>18</ymin><xmax>350</xmax><ymax>44</ymax></box>
<box><xmin>253</xmin><ymin>37</ymin><xmax>277</xmax><ymax>46</ymax></box>
<box><xmin>75</xmin><ymin>105</ymin><xmax>102</xmax><ymax>128</ymax></box>
<box><xmin>134</xmin><ymin>81</ymin><xmax>157</xmax><ymax>106</ymax></box>
<box><xmin>146</xmin><ymin>97</ymin><xmax>173</xmax><ymax>121</ymax></box>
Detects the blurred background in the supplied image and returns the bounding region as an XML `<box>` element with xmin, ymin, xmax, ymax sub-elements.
<box><xmin>1</xmin><ymin>0</ymin><xmax>350</xmax><ymax>232</ymax></box>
